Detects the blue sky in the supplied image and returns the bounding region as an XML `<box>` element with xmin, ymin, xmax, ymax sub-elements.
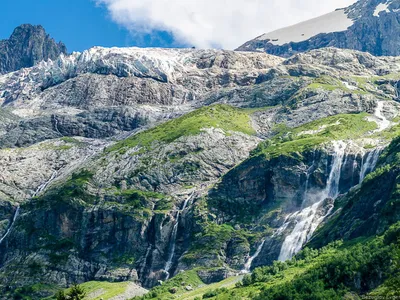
<box><xmin>0</xmin><ymin>0</ymin><xmax>184</xmax><ymax>52</ymax></box>
<box><xmin>1</xmin><ymin>0</ymin><xmax>357</xmax><ymax>52</ymax></box>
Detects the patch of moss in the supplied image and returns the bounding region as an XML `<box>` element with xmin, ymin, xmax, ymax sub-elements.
<box><xmin>115</xmin><ymin>189</ymin><xmax>164</xmax><ymax>209</ymax></box>
<box><xmin>106</xmin><ymin>104</ymin><xmax>256</xmax><ymax>154</ymax></box>
<box><xmin>252</xmin><ymin>113</ymin><xmax>377</xmax><ymax>159</ymax></box>
<box><xmin>57</xmin><ymin>170</ymin><xmax>95</xmax><ymax>203</ymax></box>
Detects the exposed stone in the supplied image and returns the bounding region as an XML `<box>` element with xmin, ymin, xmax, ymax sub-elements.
<box><xmin>0</xmin><ymin>24</ymin><xmax>67</xmax><ymax>74</ymax></box>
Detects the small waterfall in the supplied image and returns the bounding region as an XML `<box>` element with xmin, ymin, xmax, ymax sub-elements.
<box><xmin>164</xmin><ymin>192</ymin><xmax>194</xmax><ymax>279</ymax></box>
<box><xmin>303</xmin><ymin>150</ymin><xmax>317</xmax><ymax>201</ymax></box>
<box><xmin>278</xmin><ymin>141</ymin><xmax>346</xmax><ymax>261</ymax></box>
<box><xmin>0</xmin><ymin>171</ymin><xmax>59</xmax><ymax>246</ymax></box>
<box><xmin>34</xmin><ymin>171</ymin><xmax>58</xmax><ymax>197</ymax></box>
<box><xmin>359</xmin><ymin>148</ymin><xmax>382</xmax><ymax>182</ymax></box>
<box><xmin>242</xmin><ymin>240</ymin><xmax>266</xmax><ymax>273</ymax></box>
<box><xmin>374</xmin><ymin>102</ymin><xmax>391</xmax><ymax>132</ymax></box>
<box><xmin>139</xmin><ymin>245</ymin><xmax>152</xmax><ymax>277</ymax></box>
<box><xmin>53</xmin><ymin>115</ymin><xmax>62</xmax><ymax>136</ymax></box>
<box><xmin>0</xmin><ymin>206</ymin><xmax>20</xmax><ymax>245</ymax></box>
<box><xmin>242</xmin><ymin>215</ymin><xmax>292</xmax><ymax>273</ymax></box>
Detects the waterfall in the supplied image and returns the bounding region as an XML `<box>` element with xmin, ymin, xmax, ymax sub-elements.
<box><xmin>0</xmin><ymin>206</ymin><xmax>20</xmax><ymax>245</ymax></box>
<box><xmin>139</xmin><ymin>245</ymin><xmax>152</xmax><ymax>277</ymax></box>
<box><xmin>359</xmin><ymin>148</ymin><xmax>382</xmax><ymax>182</ymax></box>
<box><xmin>325</xmin><ymin>141</ymin><xmax>346</xmax><ymax>199</ymax></box>
<box><xmin>53</xmin><ymin>115</ymin><xmax>62</xmax><ymax>136</ymax></box>
<box><xmin>241</xmin><ymin>240</ymin><xmax>266</xmax><ymax>273</ymax></box>
<box><xmin>0</xmin><ymin>171</ymin><xmax>59</xmax><ymax>246</ymax></box>
<box><xmin>303</xmin><ymin>150</ymin><xmax>317</xmax><ymax>202</ymax></box>
<box><xmin>374</xmin><ymin>102</ymin><xmax>391</xmax><ymax>132</ymax></box>
<box><xmin>278</xmin><ymin>202</ymin><xmax>326</xmax><ymax>261</ymax></box>
<box><xmin>278</xmin><ymin>141</ymin><xmax>346</xmax><ymax>261</ymax></box>
<box><xmin>164</xmin><ymin>192</ymin><xmax>194</xmax><ymax>279</ymax></box>
<box><xmin>241</xmin><ymin>214</ymin><xmax>292</xmax><ymax>273</ymax></box>
<box><xmin>34</xmin><ymin>171</ymin><xmax>58</xmax><ymax>197</ymax></box>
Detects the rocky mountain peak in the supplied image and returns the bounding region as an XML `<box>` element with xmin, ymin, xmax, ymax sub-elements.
<box><xmin>237</xmin><ymin>0</ymin><xmax>400</xmax><ymax>57</ymax></box>
<box><xmin>0</xmin><ymin>24</ymin><xmax>67</xmax><ymax>74</ymax></box>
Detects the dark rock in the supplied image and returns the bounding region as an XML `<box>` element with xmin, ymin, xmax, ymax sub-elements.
<box><xmin>197</xmin><ymin>268</ymin><xmax>233</xmax><ymax>284</ymax></box>
<box><xmin>0</xmin><ymin>24</ymin><xmax>67</xmax><ymax>74</ymax></box>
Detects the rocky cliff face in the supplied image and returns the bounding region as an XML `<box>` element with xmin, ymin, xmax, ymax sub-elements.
<box><xmin>0</xmin><ymin>24</ymin><xmax>67</xmax><ymax>74</ymax></box>
<box><xmin>237</xmin><ymin>0</ymin><xmax>400</xmax><ymax>58</ymax></box>
<box><xmin>1</xmin><ymin>37</ymin><xmax>400</xmax><ymax>298</ymax></box>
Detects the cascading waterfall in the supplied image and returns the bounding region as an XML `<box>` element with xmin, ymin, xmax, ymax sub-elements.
<box><xmin>241</xmin><ymin>142</ymin><xmax>384</xmax><ymax>270</ymax></box>
<box><xmin>360</xmin><ymin>148</ymin><xmax>382</xmax><ymax>182</ymax></box>
<box><xmin>0</xmin><ymin>206</ymin><xmax>20</xmax><ymax>245</ymax></box>
<box><xmin>164</xmin><ymin>192</ymin><xmax>194</xmax><ymax>279</ymax></box>
<box><xmin>278</xmin><ymin>142</ymin><xmax>384</xmax><ymax>262</ymax></box>
<box><xmin>278</xmin><ymin>141</ymin><xmax>346</xmax><ymax>261</ymax></box>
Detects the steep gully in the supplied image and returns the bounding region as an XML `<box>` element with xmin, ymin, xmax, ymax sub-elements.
<box><xmin>243</xmin><ymin>142</ymin><xmax>383</xmax><ymax>272</ymax></box>
<box><xmin>0</xmin><ymin>171</ymin><xmax>58</xmax><ymax>246</ymax></box>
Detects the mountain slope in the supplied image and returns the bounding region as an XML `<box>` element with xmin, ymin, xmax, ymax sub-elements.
<box><xmin>1</xmin><ymin>43</ymin><xmax>400</xmax><ymax>299</ymax></box>
<box><xmin>237</xmin><ymin>0</ymin><xmax>400</xmax><ymax>57</ymax></box>
<box><xmin>0</xmin><ymin>24</ymin><xmax>67</xmax><ymax>74</ymax></box>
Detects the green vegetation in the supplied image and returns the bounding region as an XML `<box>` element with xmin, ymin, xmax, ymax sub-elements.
<box><xmin>106</xmin><ymin>104</ymin><xmax>256</xmax><ymax>154</ymax></box>
<box><xmin>183</xmin><ymin>223</ymin><xmax>236</xmax><ymax>264</ymax></box>
<box><xmin>306</xmin><ymin>76</ymin><xmax>367</xmax><ymax>95</ymax></box>
<box><xmin>55</xmin><ymin>282</ymin><xmax>130</xmax><ymax>300</ymax></box>
<box><xmin>7</xmin><ymin>283</ymin><xmax>58</xmax><ymax>300</ymax></box>
<box><xmin>54</xmin><ymin>169</ymin><xmax>95</xmax><ymax>203</ymax></box>
<box><xmin>202</xmin><ymin>288</ymin><xmax>228</xmax><ymax>298</ymax></box>
<box><xmin>253</xmin><ymin>224</ymin><xmax>400</xmax><ymax>300</ymax></box>
<box><xmin>307</xmin><ymin>76</ymin><xmax>346</xmax><ymax>91</ymax></box>
<box><xmin>175</xmin><ymin>276</ymin><xmax>242</xmax><ymax>300</ymax></box>
<box><xmin>182</xmin><ymin>199</ymin><xmax>263</xmax><ymax>266</ymax></box>
<box><xmin>251</xmin><ymin>113</ymin><xmax>377</xmax><ymax>159</ymax></box>
<box><xmin>60</xmin><ymin>137</ymin><xmax>86</xmax><ymax>147</ymax></box>
<box><xmin>134</xmin><ymin>270</ymin><xmax>204</xmax><ymax>299</ymax></box>
<box><xmin>374</xmin><ymin>72</ymin><xmax>400</xmax><ymax>82</ymax></box>
<box><xmin>115</xmin><ymin>189</ymin><xmax>165</xmax><ymax>209</ymax></box>
<box><xmin>56</xmin><ymin>284</ymin><xmax>86</xmax><ymax>300</ymax></box>
<box><xmin>145</xmin><ymin>223</ymin><xmax>400</xmax><ymax>300</ymax></box>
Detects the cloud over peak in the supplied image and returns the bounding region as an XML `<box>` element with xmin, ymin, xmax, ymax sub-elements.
<box><xmin>96</xmin><ymin>0</ymin><xmax>357</xmax><ymax>49</ymax></box>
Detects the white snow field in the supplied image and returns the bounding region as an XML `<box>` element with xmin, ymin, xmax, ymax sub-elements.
<box><xmin>373</xmin><ymin>3</ymin><xmax>391</xmax><ymax>17</ymax></box>
<box><xmin>256</xmin><ymin>9</ymin><xmax>354</xmax><ymax>46</ymax></box>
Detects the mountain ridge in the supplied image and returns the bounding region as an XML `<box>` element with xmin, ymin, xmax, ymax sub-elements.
<box><xmin>0</xmin><ymin>24</ymin><xmax>67</xmax><ymax>74</ymax></box>
<box><xmin>0</xmin><ymin>17</ymin><xmax>400</xmax><ymax>300</ymax></box>
<box><xmin>237</xmin><ymin>0</ymin><xmax>400</xmax><ymax>58</ymax></box>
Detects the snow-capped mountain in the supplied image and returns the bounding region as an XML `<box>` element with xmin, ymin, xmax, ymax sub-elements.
<box><xmin>2</xmin><ymin>12</ymin><xmax>400</xmax><ymax>298</ymax></box>
<box><xmin>237</xmin><ymin>0</ymin><xmax>400</xmax><ymax>57</ymax></box>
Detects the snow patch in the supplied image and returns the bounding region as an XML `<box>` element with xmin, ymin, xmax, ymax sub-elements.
<box><xmin>373</xmin><ymin>3</ymin><xmax>390</xmax><ymax>17</ymax></box>
<box><xmin>257</xmin><ymin>9</ymin><xmax>353</xmax><ymax>46</ymax></box>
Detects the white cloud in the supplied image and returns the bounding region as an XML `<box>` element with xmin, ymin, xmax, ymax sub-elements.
<box><xmin>96</xmin><ymin>0</ymin><xmax>357</xmax><ymax>49</ymax></box>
